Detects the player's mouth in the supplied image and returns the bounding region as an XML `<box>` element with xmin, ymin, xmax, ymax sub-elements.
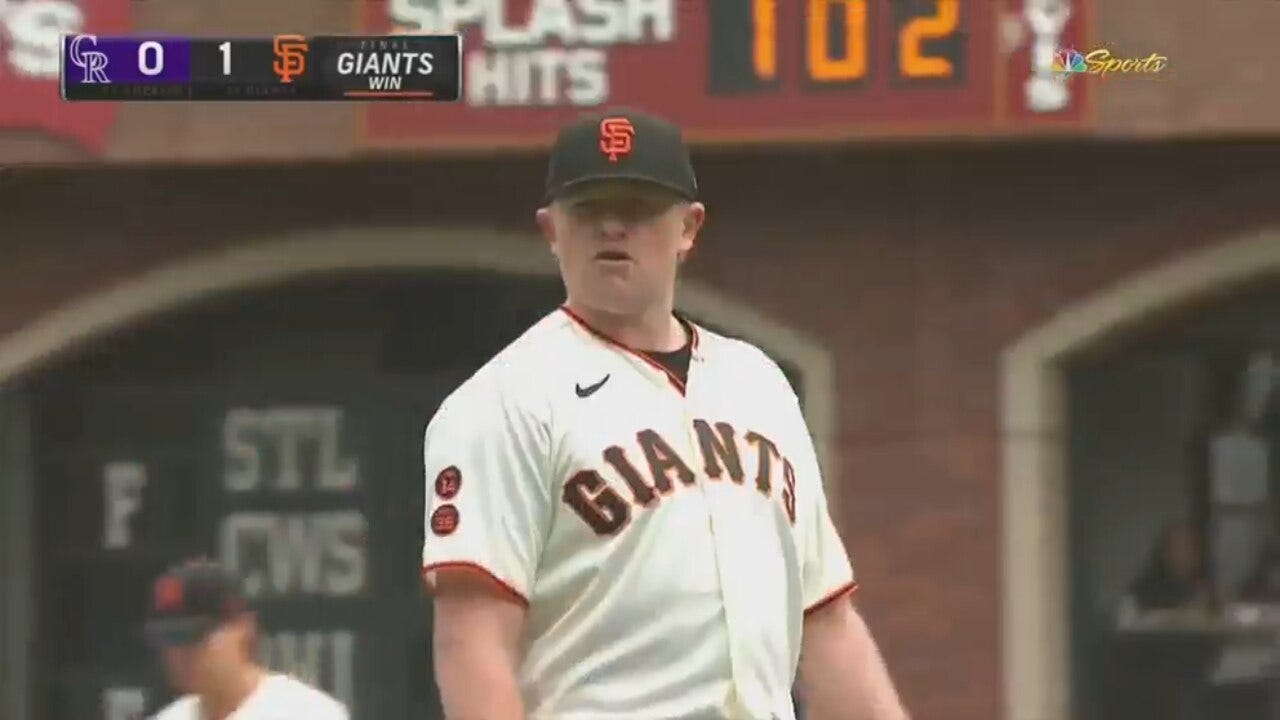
<box><xmin>594</xmin><ymin>250</ymin><xmax>633</xmax><ymax>263</ymax></box>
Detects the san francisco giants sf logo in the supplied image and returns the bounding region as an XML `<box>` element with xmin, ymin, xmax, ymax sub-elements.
<box><xmin>272</xmin><ymin>35</ymin><xmax>308</xmax><ymax>84</ymax></box>
<box><xmin>599</xmin><ymin>117</ymin><xmax>635</xmax><ymax>162</ymax></box>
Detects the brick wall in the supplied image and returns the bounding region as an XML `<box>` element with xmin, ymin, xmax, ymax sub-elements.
<box><xmin>4</xmin><ymin>139</ymin><xmax>1279</xmax><ymax>718</ymax></box>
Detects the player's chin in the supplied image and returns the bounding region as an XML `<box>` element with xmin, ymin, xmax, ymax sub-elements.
<box><xmin>584</xmin><ymin>267</ymin><xmax>639</xmax><ymax>293</ymax></box>
<box><xmin>589</xmin><ymin>256</ymin><xmax>637</xmax><ymax>277</ymax></box>
<box><xmin>581</xmin><ymin>279</ymin><xmax>648</xmax><ymax>315</ymax></box>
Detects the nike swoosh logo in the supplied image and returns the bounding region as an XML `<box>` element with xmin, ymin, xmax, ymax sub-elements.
<box><xmin>575</xmin><ymin>374</ymin><xmax>610</xmax><ymax>398</ymax></box>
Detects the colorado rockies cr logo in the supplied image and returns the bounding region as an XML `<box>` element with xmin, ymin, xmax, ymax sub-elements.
<box><xmin>68</xmin><ymin>34</ymin><xmax>110</xmax><ymax>83</ymax></box>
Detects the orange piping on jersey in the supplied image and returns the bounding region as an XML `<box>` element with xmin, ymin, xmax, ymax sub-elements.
<box><xmin>422</xmin><ymin>561</ymin><xmax>530</xmax><ymax>608</ymax></box>
<box><xmin>803</xmin><ymin>581</ymin><xmax>859</xmax><ymax>616</ymax></box>
<box><xmin>558</xmin><ymin>305</ymin><xmax>697</xmax><ymax>395</ymax></box>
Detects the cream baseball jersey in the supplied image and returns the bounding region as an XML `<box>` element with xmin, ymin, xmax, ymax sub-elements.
<box><xmin>150</xmin><ymin>674</ymin><xmax>348</xmax><ymax>720</ymax></box>
<box><xmin>422</xmin><ymin>306</ymin><xmax>856</xmax><ymax>720</ymax></box>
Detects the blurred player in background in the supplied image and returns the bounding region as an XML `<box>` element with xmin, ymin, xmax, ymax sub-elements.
<box><xmin>143</xmin><ymin>559</ymin><xmax>349</xmax><ymax>720</ymax></box>
<box><xmin>421</xmin><ymin>108</ymin><xmax>908</xmax><ymax>720</ymax></box>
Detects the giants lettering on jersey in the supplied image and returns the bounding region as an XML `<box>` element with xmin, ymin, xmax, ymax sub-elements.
<box><xmin>562</xmin><ymin>418</ymin><xmax>796</xmax><ymax>535</ymax></box>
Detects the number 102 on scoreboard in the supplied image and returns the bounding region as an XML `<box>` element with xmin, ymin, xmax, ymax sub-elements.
<box><xmin>708</xmin><ymin>0</ymin><xmax>966</xmax><ymax>94</ymax></box>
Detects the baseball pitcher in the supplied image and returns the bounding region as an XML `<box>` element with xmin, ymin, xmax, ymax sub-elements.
<box><xmin>422</xmin><ymin>109</ymin><xmax>908</xmax><ymax>720</ymax></box>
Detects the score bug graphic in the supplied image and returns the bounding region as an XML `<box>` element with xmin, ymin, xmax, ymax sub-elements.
<box><xmin>60</xmin><ymin>33</ymin><xmax>461</xmax><ymax>102</ymax></box>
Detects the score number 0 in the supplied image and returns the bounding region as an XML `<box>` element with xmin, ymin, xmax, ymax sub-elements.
<box><xmin>137</xmin><ymin>40</ymin><xmax>164</xmax><ymax>75</ymax></box>
<box><xmin>751</xmin><ymin>0</ymin><xmax>961</xmax><ymax>83</ymax></box>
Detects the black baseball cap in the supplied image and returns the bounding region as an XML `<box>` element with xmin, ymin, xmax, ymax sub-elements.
<box><xmin>544</xmin><ymin>108</ymin><xmax>698</xmax><ymax>203</ymax></box>
<box><xmin>144</xmin><ymin>559</ymin><xmax>249</xmax><ymax>646</ymax></box>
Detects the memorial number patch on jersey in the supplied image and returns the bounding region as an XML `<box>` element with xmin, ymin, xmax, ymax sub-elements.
<box><xmin>430</xmin><ymin>505</ymin><xmax>460</xmax><ymax>536</ymax></box>
<box><xmin>434</xmin><ymin>465</ymin><xmax>462</xmax><ymax>500</ymax></box>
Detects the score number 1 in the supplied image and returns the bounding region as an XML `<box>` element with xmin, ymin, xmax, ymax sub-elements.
<box><xmin>748</xmin><ymin>0</ymin><xmax>961</xmax><ymax>85</ymax></box>
<box><xmin>220</xmin><ymin>41</ymin><xmax>232</xmax><ymax>75</ymax></box>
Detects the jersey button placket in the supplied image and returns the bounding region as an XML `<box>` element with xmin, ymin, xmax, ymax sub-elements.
<box><xmin>682</xmin><ymin>358</ymin><xmax>756</xmax><ymax>720</ymax></box>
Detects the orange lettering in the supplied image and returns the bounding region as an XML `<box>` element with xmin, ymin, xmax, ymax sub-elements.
<box><xmin>898</xmin><ymin>0</ymin><xmax>959</xmax><ymax>79</ymax></box>
<box><xmin>753</xmin><ymin>0</ymin><xmax>778</xmax><ymax>81</ymax></box>
<box><xmin>807</xmin><ymin>0</ymin><xmax>867</xmax><ymax>82</ymax></box>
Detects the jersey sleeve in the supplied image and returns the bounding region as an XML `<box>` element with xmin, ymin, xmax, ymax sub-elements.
<box><xmin>801</xmin><ymin>472</ymin><xmax>857</xmax><ymax>614</ymax></box>
<box><xmin>784</xmin><ymin>388</ymin><xmax>857</xmax><ymax>614</ymax></box>
<box><xmin>318</xmin><ymin>692</ymin><xmax>351</xmax><ymax>720</ymax></box>
<box><xmin>421</xmin><ymin>385</ymin><xmax>553</xmax><ymax>606</ymax></box>
<box><xmin>323</xmin><ymin>698</ymin><xmax>351</xmax><ymax>720</ymax></box>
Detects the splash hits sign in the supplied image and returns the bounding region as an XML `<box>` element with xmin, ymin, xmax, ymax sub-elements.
<box><xmin>360</xmin><ymin>0</ymin><xmax>1092</xmax><ymax>151</ymax></box>
<box><xmin>388</xmin><ymin>0</ymin><xmax>672</xmax><ymax>107</ymax></box>
<box><xmin>0</xmin><ymin>0</ymin><xmax>128</xmax><ymax>152</ymax></box>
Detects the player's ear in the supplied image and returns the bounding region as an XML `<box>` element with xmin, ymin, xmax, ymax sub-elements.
<box><xmin>535</xmin><ymin>205</ymin><xmax>559</xmax><ymax>255</ymax></box>
<box><xmin>679</xmin><ymin>202</ymin><xmax>705</xmax><ymax>254</ymax></box>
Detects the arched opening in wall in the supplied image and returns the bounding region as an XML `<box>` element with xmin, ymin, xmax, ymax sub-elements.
<box><xmin>1002</xmin><ymin>230</ymin><xmax>1280</xmax><ymax>720</ymax></box>
<box><xmin>1067</xmin><ymin>278</ymin><xmax>1280</xmax><ymax>720</ymax></box>
<box><xmin>1</xmin><ymin>268</ymin><xmax>822</xmax><ymax>720</ymax></box>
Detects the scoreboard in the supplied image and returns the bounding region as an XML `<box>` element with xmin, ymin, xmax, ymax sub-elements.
<box><xmin>47</xmin><ymin>0</ymin><xmax>1093</xmax><ymax>143</ymax></box>
<box><xmin>60</xmin><ymin>34</ymin><xmax>462</xmax><ymax>101</ymax></box>
<box><xmin>357</xmin><ymin>0</ymin><xmax>1094</xmax><ymax>149</ymax></box>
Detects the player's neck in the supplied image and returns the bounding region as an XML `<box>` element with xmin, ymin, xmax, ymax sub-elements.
<box><xmin>565</xmin><ymin>299</ymin><xmax>685</xmax><ymax>352</ymax></box>
<box><xmin>199</xmin><ymin>665</ymin><xmax>266</xmax><ymax>720</ymax></box>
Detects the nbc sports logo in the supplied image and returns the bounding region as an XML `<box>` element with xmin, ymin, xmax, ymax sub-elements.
<box><xmin>1051</xmin><ymin>47</ymin><xmax>1169</xmax><ymax>76</ymax></box>
<box><xmin>1051</xmin><ymin>49</ymin><xmax>1087</xmax><ymax>74</ymax></box>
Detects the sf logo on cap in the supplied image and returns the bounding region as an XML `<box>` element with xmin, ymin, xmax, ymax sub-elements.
<box><xmin>599</xmin><ymin>117</ymin><xmax>635</xmax><ymax>162</ymax></box>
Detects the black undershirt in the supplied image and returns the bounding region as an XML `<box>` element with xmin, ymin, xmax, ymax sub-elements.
<box><xmin>642</xmin><ymin>344</ymin><xmax>692</xmax><ymax>385</ymax></box>
<box><xmin>639</xmin><ymin>318</ymin><xmax>693</xmax><ymax>385</ymax></box>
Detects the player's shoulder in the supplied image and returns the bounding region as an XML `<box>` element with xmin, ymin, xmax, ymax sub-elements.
<box><xmin>695</xmin><ymin>324</ymin><xmax>797</xmax><ymax>396</ymax></box>
<box><xmin>432</xmin><ymin>308</ymin><xmax>570</xmax><ymax>418</ymax></box>
<box><xmin>149</xmin><ymin>695</ymin><xmax>197</xmax><ymax>720</ymax></box>
<box><xmin>261</xmin><ymin>674</ymin><xmax>349</xmax><ymax>717</ymax></box>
